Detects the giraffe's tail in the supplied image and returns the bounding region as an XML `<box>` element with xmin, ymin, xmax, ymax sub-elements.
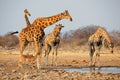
<box><xmin>10</xmin><ymin>31</ymin><xmax>19</xmax><ymax>35</ymax></box>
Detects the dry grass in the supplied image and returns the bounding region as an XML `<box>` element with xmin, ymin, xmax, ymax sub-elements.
<box><xmin>0</xmin><ymin>48</ymin><xmax>120</xmax><ymax>80</ymax></box>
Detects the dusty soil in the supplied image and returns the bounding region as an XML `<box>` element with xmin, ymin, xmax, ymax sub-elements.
<box><xmin>0</xmin><ymin>48</ymin><xmax>120</xmax><ymax>80</ymax></box>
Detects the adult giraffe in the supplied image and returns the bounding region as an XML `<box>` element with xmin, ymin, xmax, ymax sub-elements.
<box><xmin>19</xmin><ymin>10</ymin><xmax>72</xmax><ymax>69</ymax></box>
<box><xmin>88</xmin><ymin>27</ymin><xmax>114</xmax><ymax>67</ymax></box>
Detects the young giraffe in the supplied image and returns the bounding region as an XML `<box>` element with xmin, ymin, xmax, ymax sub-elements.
<box><xmin>19</xmin><ymin>10</ymin><xmax>72</xmax><ymax>69</ymax></box>
<box><xmin>18</xmin><ymin>51</ymin><xmax>38</xmax><ymax>69</ymax></box>
<box><xmin>24</xmin><ymin>9</ymin><xmax>31</xmax><ymax>27</ymax></box>
<box><xmin>88</xmin><ymin>27</ymin><xmax>114</xmax><ymax>67</ymax></box>
<box><xmin>44</xmin><ymin>24</ymin><xmax>64</xmax><ymax>66</ymax></box>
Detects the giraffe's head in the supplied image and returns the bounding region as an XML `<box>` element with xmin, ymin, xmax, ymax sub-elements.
<box><xmin>55</xmin><ymin>24</ymin><xmax>64</xmax><ymax>32</ymax></box>
<box><xmin>24</xmin><ymin>9</ymin><xmax>31</xmax><ymax>16</ymax></box>
<box><xmin>109</xmin><ymin>42</ymin><xmax>114</xmax><ymax>53</ymax></box>
<box><xmin>53</xmin><ymin>24</ymin><xmax>64</xmax><ymax>36</ymax></box>
<box><xmin>61</xmin><ymin>10</ymin><xmax>72</xmax><ymax>21</ymax></box>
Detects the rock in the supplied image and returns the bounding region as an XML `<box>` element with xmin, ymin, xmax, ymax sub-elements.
<box><xmin>58</xmin><ymin>69</ymin><xmax>65</xmax><ymax>74</ymax></box>
<box><xmin>0</xmin><ymin>67</ymin><xmax>5</xmax><ymax>71</ymax></box>
<box><xmin>0</xmin><ymin>63</ymin><xmax>4</xmax><ymax>66</ymax></box>
<box><xmin>12</xmin><ymin>69</ymin><xmax>17</xmax><ymax>73</ymax></box>
<box><xmin>2</xmin><ymin>75</ymin><xmax>10</xmax><ymax>80</ymax></box>
<box><xmin>24</xmin><ymin>74</ymin><xmax>30</xmax><ymax>80</ymax></box>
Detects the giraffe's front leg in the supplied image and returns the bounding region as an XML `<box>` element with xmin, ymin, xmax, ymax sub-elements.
<box><xmin>45</xmin><ymin>45</ymin><xmax>51</xmax><ymax>66</ymax></box>
<box><xmin>35</xmin><ymin>39</ymin><xmax>42</xmax><ymax>69</ymax></box>
<box><xmin>97</xmin><ymin>48</ymin><xmax>101</xmax><ymax>67</ymax></box>
<box><xmin>89</xmin><ymin>45</ymin><xmax>94</xmax><ymax>67</ymax></box>
<box><xmin>46</xmin><ymin>53</ymin><xmax>49</xmax><ymax>66</ymax></box>
<box><xmin>54</xmin><ymin>46</ymin><xmax>58</xmax><ymax>66</ymax></box>
<box><xmin>89</xmin><ymin>52</ymin><xmax>94</xmax><ymax>67</ymax></box>
<box><xmin>93</xmin><ymin>46</ymin><xmax>100</xmax><ymax>67</ymax></box>
<box><xmin>37</xmin><ymin>55</ymin><xmax>42</xmax><ymax>69</ymax></box>
<box><xmin>51</xmin><ymin>47</ymin><xmax>54</xmax><ymax>66</ymax></box>
<box><xmin>19</xmin><ymin>39</ymin><xmax>28</xmax><ymax>55</ymax></box>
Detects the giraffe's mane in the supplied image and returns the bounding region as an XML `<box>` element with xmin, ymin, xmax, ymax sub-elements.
<box><xmin>97</xmin><ymin>27</ymin><xmax>112</xmax><ymax>43</ymax></box>
<box><xmin>35</xmin><ymin>12</ymin><xmax>62</xmax><ymax>20</ymax></box>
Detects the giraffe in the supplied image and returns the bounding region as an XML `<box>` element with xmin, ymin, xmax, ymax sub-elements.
<box><xmin>18</xmin><ymin>51</ymin><xmax>38</xmax><ymax>69</ymax></box>
<box><xmin>88</xmin><ymin>26</ymin><xmax>114</xmax><ymax>67</ymax></box>
<box><xmin>24</xmin><ymin>9</ymin><xmax>35</xmax><ymax>55</ymax></box>
<box><xmin>19</xmin><ymin>10</ymin><xmax>72</xmax><ymax>69</ymax></box>
<box><xmin>24</xmin><ymin>9</ymin><xmax>31</xmax><ymax>27</ymax></box>
<box><xmin>44</xmin><ymin>24</ymin><xmax>64</xmax><ymax>66</ymax></box>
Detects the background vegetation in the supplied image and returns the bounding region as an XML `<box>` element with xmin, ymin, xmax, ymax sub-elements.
<box><xmin>0</xmin><ymin>25</ymin><xmax>120</xmax><ymax>50</ymax></box>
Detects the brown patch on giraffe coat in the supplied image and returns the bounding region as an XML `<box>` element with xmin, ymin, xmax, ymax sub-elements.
<box><xmin>49</xmin><ymin>22</ymin><xmax>52</xmax><ymax>25</ymax></box>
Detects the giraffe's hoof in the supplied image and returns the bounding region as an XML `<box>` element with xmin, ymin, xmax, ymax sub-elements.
<box><xmin>89</xmin><ymin>64</ymin><xmax>95</xmax><ymax>67</ymax></box>
<box><xmin>93</xmin><ymin>64</ymin><xmax>95</xmax><ymax>67</ymax></box>
<box><xmin>37</xmin><ymin>66</ymin><xmax>42</xmax><ymax>69</ymax></box>
<box><xmin>37</xmin><ymin>65</ymin><xmax>42</xmax><ymax>69</ymax></box>
<box><xmin>89</xmin><ymin>63</ymin><xmax>92</xmax><ymax>67</ymax></box>
<box><xmin>46</xmin><ymin>63</ymin><xmax>48</xmax><ymax>66</ymax></box>
<box><xmin>92</xmin><ymin>63</ymin><xmax>95</xmax><ymax>67</ymax></box>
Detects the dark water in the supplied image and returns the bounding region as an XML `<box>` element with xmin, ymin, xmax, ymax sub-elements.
<box><xmin>55</xmin><ymin>67</ymin><xmax>120</xmax><ymax>73</ymax></box>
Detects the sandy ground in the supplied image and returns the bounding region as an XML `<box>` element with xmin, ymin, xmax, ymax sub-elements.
<box><xmin>0</xmin><ymin>48</ymin><xmax>120</xmax><ymax>80</ymax></box>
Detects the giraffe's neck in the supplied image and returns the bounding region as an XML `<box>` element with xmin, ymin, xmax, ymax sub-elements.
<box><xmin>32</xmin><ymin>13</ymin><xmax>63</xmax><ymax>29</ymax></box>
<box><xmin>25</xmin><ymin>15</ymin><xmax>31</xmax><ymax>27</ymax></box>
<box><xmin>95</xmin><ymin>27</ymin><xmax>112</xmax><ymax>45</ymax></box>
<box><xmin>102</xmin><ymin>31</ymin><xmax>112</xmax><ymax>44</ymax></box>
<box><xmin>53</xmin><ymin>30</ymin><xmax>60</xmax><ymax>37</ymax></box>
<box><xmin>89</xmin><ymin>27</ymin><xmax>112</xmax><ymax>44</ymax></box>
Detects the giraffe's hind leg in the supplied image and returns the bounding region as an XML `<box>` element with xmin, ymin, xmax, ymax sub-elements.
<box><xmin>45</xmin><ymin>45</ymin><xmax>51</xmax><ymax>66</ymax></box>
<box><xmin>17</xmin><ymin>58</ymin><xmax>24</xmax><ymax>69</ymax></box>
<box><xmin>93</xmin><ymin>47</ymin><xmax>100</xmax><ymax>67</ymax></box>
<box><xmin>52</xmin><ymin>45</ymin><xmax>58</xmax><ymax>66</ymax></box>
<box><xmin>19</xmin><ymin>39</ymin><xmax>29</xmax><ymax>55</ymax></box>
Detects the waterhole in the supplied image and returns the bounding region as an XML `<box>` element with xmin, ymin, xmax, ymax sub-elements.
<box><xmin>55</xmin><ymin>67</ymin><xmax>120</xmax><ymax>73</ymax></box>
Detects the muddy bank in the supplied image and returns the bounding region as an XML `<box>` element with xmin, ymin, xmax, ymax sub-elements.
<box><xmin>0</xmin><ymin>49</ymin><xmax>120</xmax><ymax>80</ymax></box>
<box><xmin>0</xmin><ymin>68</ymin><xmax>120</xmax><ymax>80</ymax></box>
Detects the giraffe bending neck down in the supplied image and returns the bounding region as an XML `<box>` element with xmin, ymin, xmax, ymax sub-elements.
<box><xmin>24</xmin><ymin>9</ymin><xmax>31</xmax><ymax>27</ymax></box>
<box><xmin>88</xmin><ymin>27</ymin><xmax>114</xmax><ymax>67</ymax></box>
<box><xmin>19</xmin><ymin>10</ymin><xmax>72</xmax><ymax>69</ymax></box>
<box><xmin>44</xmin><ymin>24</ymin><xmax>64</xmax><ymax>66</ymax></box>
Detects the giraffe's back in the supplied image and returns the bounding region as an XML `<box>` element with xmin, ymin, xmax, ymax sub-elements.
<box><xmin>19</xmin><ymin>25</ymin><xmax>44</xmax><ymax>42</ymax></box>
